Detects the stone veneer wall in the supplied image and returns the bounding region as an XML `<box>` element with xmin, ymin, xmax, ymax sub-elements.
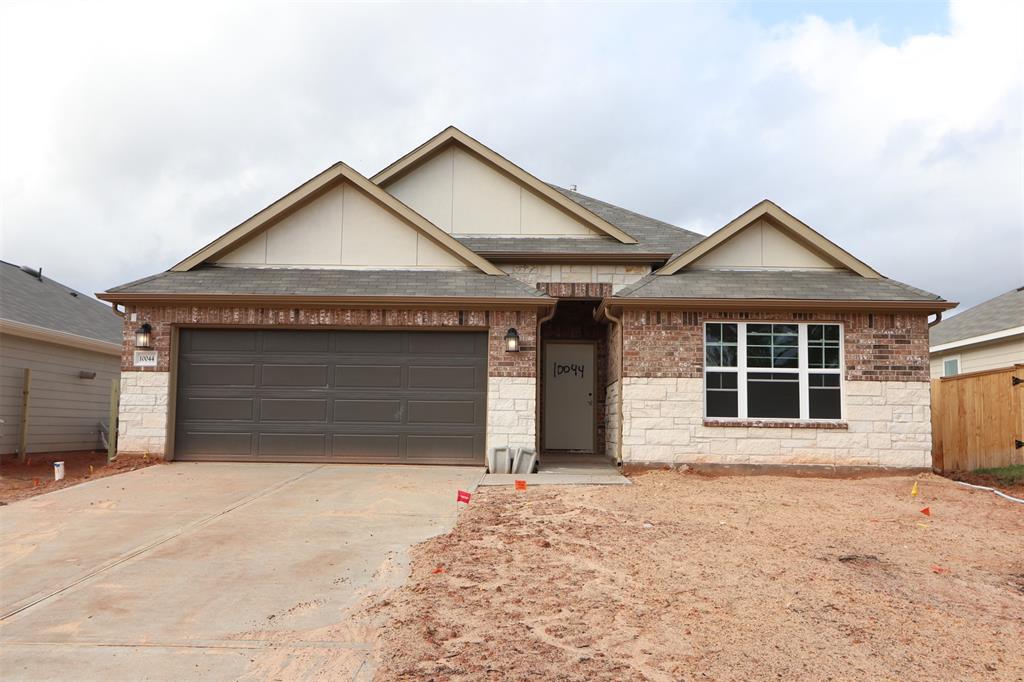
<box><xmin>606</xmin><ymin>380</ymin><xmax>621</xmax><ymax>461</ymax></box>
<box><xmin>118</xmin><ymin>371</ymin><xmax>169</xmax><ymax>455</ymax></box>
<box><xmin>620</xmin><ymin>378</ymin><xmax>931</xmax><ymax>467</ymax></box>
<box><xmin>500</xmin><ymin>263</ymin><xmax>650</xmax><ymax>294</ymax></box>
<box><xmin>617</xmin><ymin>309</ymin><xmax>932</xmax><ymax>468</ymax></box>
<box><xmin>117</xmin><ymin>305</ymin><xmax>541</xmax><ymax>458</ymax></box>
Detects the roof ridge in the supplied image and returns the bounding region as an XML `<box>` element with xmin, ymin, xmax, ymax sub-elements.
<box><xmin>549</xmin><ymin>184</ymin><xmax>704</xmax><ymax>240</ymax></box>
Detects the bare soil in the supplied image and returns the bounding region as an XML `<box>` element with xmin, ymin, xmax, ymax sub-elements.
<box><xmin>945</xmin><ymin>470</ymin><xmax>1024</xmax><ymax>496</ymax></box>
<box><xmin>0</xmin><ymin>451</ymin><xmax>159</xmax><ymax>503</ymax></box>
<box><xmin>368</xmin><ymin>471</ymin><xmax>1024</xmax><ymax>681</ymax></box>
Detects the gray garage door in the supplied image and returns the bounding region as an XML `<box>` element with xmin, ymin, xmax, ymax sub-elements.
<box><xmin>174</xmin><ymin>329</ymin><xmax>487</xmax><ymax>464</ymax></box>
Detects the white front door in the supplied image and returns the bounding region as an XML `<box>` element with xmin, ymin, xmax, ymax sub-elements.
<box><xmin>543</xmin><ymin>343</ymin><xmax>595</xmax><ymax>451</ymax></box>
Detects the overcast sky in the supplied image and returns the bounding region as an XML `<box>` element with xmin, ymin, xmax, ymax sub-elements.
<box><xmin>1</xmin><ymin>1</ymin><xmax>1021</xmax><ymax>313</ymax></box>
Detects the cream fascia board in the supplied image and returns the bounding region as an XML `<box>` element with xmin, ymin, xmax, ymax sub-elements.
<box><xmin>657</xmin><ymin>200</ymin><xmax>882</xmax><ymax>278</ymax></box>
<box><xmin>371</xmin><ymin>126</ymin><xmax>639</xmax><ymax>245</ymax></box>
<box><xmin>0</xmin><ymin>318</ymin><xmax>121</xmax><ymax>356</ymax></box>
<box><xmin>929</xmin><ymin>324</ymin><xmax>1024</xmax><ymax>354</ymax></box>
<box><xmin>171</xmin><ymin>163</ymin><xmax>503</xmax><ymax>275</ymax></box>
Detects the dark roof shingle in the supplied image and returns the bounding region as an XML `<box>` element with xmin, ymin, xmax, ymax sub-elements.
<box><xmin>930</xmin><ymin>287</ymin><xmax>1023</xmax><ymax>345</ymax></box>
<box><xmin>0</xmin><ymin>261</ymin><xmax>122</xmax><ymax>344</ymax></box>
<box><xmin>106</xmin><ymin>267</ymin><xmax>551</xmax><ymax>300</ymax></box>
<box><xmin>615</xmin><ymin>270</ymin><xmax>944</xmax><ymax>302</ymax></box>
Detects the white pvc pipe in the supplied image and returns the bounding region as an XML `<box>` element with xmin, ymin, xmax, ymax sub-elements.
<box><xmin>955</xmin><ymin>480</ymin><xmax>1024</xmax><ymax>504</ymax></box>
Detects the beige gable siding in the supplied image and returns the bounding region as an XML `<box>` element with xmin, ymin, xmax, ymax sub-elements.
<box><xmin>0</xmin><ymin>333</ymin><xmax>120</xmax><ymax>454</ymax></box>
<box><xmin>215</xmin><ymin>182</ymin><xmax>466</xmax><ymax>268</ymax></box>
<box><xmin>689</xmin><ymin>218</ymin><xmax>841</xmax><ymax>270</ymax></box>
<box><xmin>387</xmin><ymin>147</ymin><xmax>600</xmax><ymax>237</ymax></box>
<box><xmin>930</xmin><ymin>336</ymin><xmax>1024</xmax><ymax>378</ymax></box>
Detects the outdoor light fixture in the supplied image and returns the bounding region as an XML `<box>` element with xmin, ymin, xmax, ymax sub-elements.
<box><xmin>134</xmin><ymin>323</ymin><xmax>153</xmax><ymax>349</ymax></box>
<box><xmin>504</xmin><ymin>327</ymin><xmax>521</xmax><ymax>352</ymax></box>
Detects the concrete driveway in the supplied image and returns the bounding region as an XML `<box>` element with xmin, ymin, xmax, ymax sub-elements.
<box><xmin>0</xmin><ymin>462</ymin><xmax>483</xmax><ymax>681</ymax></box>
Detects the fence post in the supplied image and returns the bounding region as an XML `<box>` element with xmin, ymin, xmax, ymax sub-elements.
<box><xmin>108</xmin><ymin>377</ymin><xmax>120</xmax><ymax>463</ymax></box>
<box><xmin>17</xmin><ymin>368</ymin><xmax>31</xmax><ymax>463</ymax></box>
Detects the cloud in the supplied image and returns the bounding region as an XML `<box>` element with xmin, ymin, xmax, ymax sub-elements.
<box><xmin>0</xmin><ymin>0</ymin><xmax>1019</xmax><ymax>311</ymax></box>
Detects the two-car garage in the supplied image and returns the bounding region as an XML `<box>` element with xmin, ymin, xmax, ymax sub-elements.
<box><xmin>173</xmin><ymin>329</ymin><xmax>487</xmax><ymax>465</ymax></box>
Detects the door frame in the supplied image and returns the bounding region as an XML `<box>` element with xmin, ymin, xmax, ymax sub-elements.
<box><xmin>541</xmin><ymin>339</ymin><xmax>598</xmax><ymax>453</ymax></box>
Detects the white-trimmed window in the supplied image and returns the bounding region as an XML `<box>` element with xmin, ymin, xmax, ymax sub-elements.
<box><xmin>942</xmin><ymin>357</ymin><xmax>959</xmax><ymax>377</ymax></box>
<box><xmin>704</xmin><ymin>322</ymin><xmax>843</xmax><ymax>420</ymax></box>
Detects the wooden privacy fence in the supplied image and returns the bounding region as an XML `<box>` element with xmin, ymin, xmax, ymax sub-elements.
<box><xmin>931</xmin><ymin>364</ymin><xmax>1024</xmax><ymax>472</ymax></box>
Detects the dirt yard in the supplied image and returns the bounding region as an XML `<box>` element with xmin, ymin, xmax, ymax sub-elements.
<box><xmin>368</xmin><ymin>471</ymin><xmax>1024</xmax><ymax>681</ymax></box>
<box><xmin>0</xmin><ymin>451</ymin><xmax>159</xmax><ymax>503</ymax></box>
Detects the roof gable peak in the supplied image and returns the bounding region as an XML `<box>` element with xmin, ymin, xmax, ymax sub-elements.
<box><xmin>657</xmin><ymin>200</ymin><xmax>882</xmax><ymax>278</ymax></box>
<box><xmin>372</xmin><ymin>126</ymin><xmax>639</xmax><ymax>244</ymax></box>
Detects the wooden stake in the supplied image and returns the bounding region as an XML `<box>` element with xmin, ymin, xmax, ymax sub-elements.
<box><xmin>17</xmin><ymin>368</ymin><xmax>31</xmax><ymax>463</ymax></box>
<box><xmin>108</xmin><ymin>377</ymin><xmax>120</xmax><ymax>464</ymax></box>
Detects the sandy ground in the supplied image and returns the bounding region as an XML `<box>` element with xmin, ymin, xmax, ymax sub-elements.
<box><xmin>0</xmin><ymin>451</ymin><xmax>159</xmax><ymax>503</ymax></box>
<box><xmin>366</xmin><ymin>471</ymin><xmax>1024</xmax><ymax>681</ymax></box>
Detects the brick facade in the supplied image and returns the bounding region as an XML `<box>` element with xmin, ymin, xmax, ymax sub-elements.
<box><xmin>611</xmin><ymin>308</ymin><xmax>933</xmax><ymax>467</ymax></box>
<box><xmin>620</xmin><ymin>310</ymin><xmax>930</xmax><ymax>383</ymax></box>
<box><xmin>121</xmin><ymin>304</ymin><xmax>539</xmax><ymax>378</ymax></box>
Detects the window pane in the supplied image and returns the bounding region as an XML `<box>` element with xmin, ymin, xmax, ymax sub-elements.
<box><xmin>773</xmin><ymin>346</ymin><xmax>799</xmax><ymax>368</ymax></box>
<box><xmin>943</xmin><ymin>358</ymin><xmax>959</xmax><ymax>377</ymax></box>
<box><xmin>706</xmin><ymin>371</ymin><xmax>738</xmax><ymax>417</ymax></box>
<box><xmin>808</xmin><ymin>324</ymin><xmax>841</xmax><ymax>369</ymax></box>
<box><xmin>706</xmin><ymin>324</ymin><xmax>721</xmax><ymax>343</ymax></box>
<box><xmin>824</xmin><ymin>325</ymin><xmax>840</xmax><ymax>341</ymax></box>
<box><xmin>720</xmin><ymin>345</ymin><xmax>737</xmax><ymax>368</ymax></box>
<box><xmin>823</xmin><ymin>348</ymin><xmax>840</xmax><ymax>368</ymax></box>
<box><xmin>809</xmin><ymin>388</ymin><xmax>841</xmax><ymax>419</ymax></box>
<box><xmin>722</xmin><ymin>324</ymin><xmax>737</xmax><ymax>343</ymax></box>
<box><xmin>748</xmin><ymin>323</ymin><xmax>772</xmax><ymax>335</ymax></box>
<box><xmin>809</xmin><ymin>374</ymin><xmax>840</xmax><ymax>387</ymax></box>
<box><xmin>747</xmin><ymin>374</ymin><xmax>799</xmax><ymax>418</ymax></box>
<box><xmin>705</xmin><ymin>346</ymin><xmax>721</xmax><ymax>367</ymax></box>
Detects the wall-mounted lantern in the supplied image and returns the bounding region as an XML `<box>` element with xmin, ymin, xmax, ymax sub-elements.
<box><xmin>134</xmin><ymin>323</ymin><xmax>153</xmax><ymax>349</ymax></box>
<box><xmin>504</xmin><ymin>327</ymin><xmax>520</xmax><ymax>353</ymax></box>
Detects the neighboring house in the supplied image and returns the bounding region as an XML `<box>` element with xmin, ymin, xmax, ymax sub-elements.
<box><xmin>929</xmin><ymin>287</ymin><xmax>1024</xmax><ymax>378</ymax></box>
<box><xmin>98</xmin><ymin>127</ymin><xmax>953</xmax><ymax>470</ymax></box>
<box><xmin>0</xmin><ymin>262</ymin><xmax>122</xmax><ymax>454</ymax></box>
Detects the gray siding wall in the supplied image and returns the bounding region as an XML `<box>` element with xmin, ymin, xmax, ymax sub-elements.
<box><xmin>0</xmin><ymin>333</ymin><xmax>120</xmax><ymax>454</ymax></box>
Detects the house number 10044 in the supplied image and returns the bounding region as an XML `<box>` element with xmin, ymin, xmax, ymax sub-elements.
<box><xmin>553</xmin><ymin>363</ymin><xmax>585</xmax><ymax>379</ymax></box>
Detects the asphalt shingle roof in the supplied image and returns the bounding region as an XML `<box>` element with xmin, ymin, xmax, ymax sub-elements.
<box><xmin>929</xmin><ymin>287</ymin><xmax>1024</xmax><ymax>346</ymax></box>
<box><xmin>454</xmin><ymin>186</ymin><xmax>705</xmax><ymax>258</ymax></box>
<box><xmin>0</xmin><ymin>261</ymin><xmax>122</xmax><ymax>344</ymax></box>
<box><xmin>106</xmin><ymin>267</ymin><xmax>551</xmax><ymax>299</ymax></box>
<box><xmin>615</xmin><ymin>270</ymin><xmax>944</xmax><ymax>302</ymax></box>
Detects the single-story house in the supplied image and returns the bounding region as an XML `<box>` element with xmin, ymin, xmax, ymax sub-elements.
<box><xmin>98</xmin><ymin>127</ymin><xmax>954</xmax><ymax>470</ymax></box>
<box><xmin>929</xmin><ymin>286</ymin><xmax>1023</xmax><ymax>378</ymax></box>
<box><xmin>0</xmin><ymin>261</ymin><xmax>122</xmax><ymax>455</ymax></box>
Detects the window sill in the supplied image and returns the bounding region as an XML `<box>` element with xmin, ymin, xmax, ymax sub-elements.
<box><xmin>703</xmin><ymin>418</ymin><xmax>848</xmax><ymax>430</ymax></box>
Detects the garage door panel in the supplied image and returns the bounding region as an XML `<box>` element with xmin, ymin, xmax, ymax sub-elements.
<box><xmin>262</xmin><ymin>364</ymin><xmax>328</xmax><ymax>387</ymax></box>
<box><xmin>176</xmin><ymin>330</ymin><xmax>486</xmax><ymax>464</ymax></box>
<box><xmin>259</xmin><ymin>398</ymin><xmax>328</xmax><ymax>422</ymax></box>
<box><xmin>259</xmin><ymin>433</ymin><xmax>326</xmax><ymax>457</ymax></box>
<box><xmin>408</xmin><ymin>332</ymin><xmax>480</xmax><ymax>355</ymax></box>
<box><xmin>333</xmin><ymin>399</ymin><xmax>402</xmax><ymax>423</ymax></box>
<box><xmin>333</xmin><ymin>332</ymin><xmax>403</xmax><ymax>354</ymax></box>
<box><xmin>407</xmin><ymin>400</ymin><xmax>477</xmax><ymax>424</ymax></box>
<box><xmin>178</xmin><ymin>397</ymin><xmax>254</xmax><ymax>422</ymax></box>
<box><xmin>177</xmin><ymin>431</ymin><xmax>253</xmax><ymax>457</ymax></box>
<box><xmin>182</xmin><ymin>363</ymin><xmax>256</xmax><ymax>387</ymax></box>
<box><xmin>331</xmin><ymin>434</ymin><xmax>400</xmax><ymax>459</ymax></box>
<box><xmin>407</xmin><ymin>435</ymin><xmax>477</xmax><ymax>461</ymax></box>
<box><xmin>334</xmin><ymin>365</ymin><xmax>402</xmax><ymax>388</ymax></box>
<box><xmin>187</xmin><ymin>330</ymin><xmax>257</xmax><ymax>352</ymax></box>
<box><xmin>408</xmin><ymin>365</ymin><xmax>478</xmax><ymax>390</ymax></box>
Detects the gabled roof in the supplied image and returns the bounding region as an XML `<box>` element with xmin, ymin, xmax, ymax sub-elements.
<box><xmin>371</xmin><ymin>126</ymin><xmax>639</xmax><ymax>245</ymax></box>
<box><xmin>170</xmin><ymin>163</ymin><xmax>503</xmax><ymax>275</ymax></box>
<box><xmin>930</xmin><ymin>286</ymin><xmax>1024</xmax><ymax>347</ymax></box>
<box><xmin>0</xmin><ymin>261</ymin><xmax>121</xmax><ymax>351</ymax></box>
<box><xmin>657</xmin><ymin>200</ymin><xmax>881</xmax><ymax>278</ymax></box>
<box><xmin>100</xmin><ymin>266</ymin><xmax>553</xmax><ymax>307</ymax></box>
